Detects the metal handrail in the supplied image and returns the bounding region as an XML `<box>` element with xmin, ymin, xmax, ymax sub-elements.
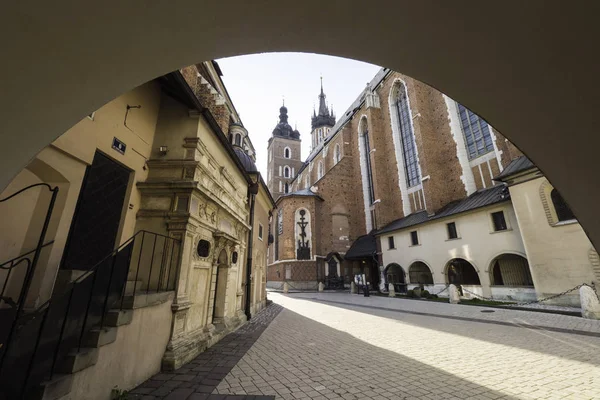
<box><xmin>0</xmin><ymin>241</ymin><xmax>55</xmax><ymax>270</ymax></box>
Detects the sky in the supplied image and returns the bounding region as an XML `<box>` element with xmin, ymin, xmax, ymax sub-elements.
<box><xmin>216</xmin><ymin>53</ymin><xmax>381</xmax><ymax>177</ymax></box>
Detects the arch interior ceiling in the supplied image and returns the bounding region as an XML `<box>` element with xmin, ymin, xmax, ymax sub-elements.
<box><xmin>1</xmin><ymin>1</ymin><xmax>600</xmax><ymax>248</ymax></box>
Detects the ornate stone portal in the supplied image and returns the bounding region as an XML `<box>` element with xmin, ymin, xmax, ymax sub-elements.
<box><xmin>137</xmin><ymin>133</ymin><xmax>251</xmax><ymax>370</ymax></box>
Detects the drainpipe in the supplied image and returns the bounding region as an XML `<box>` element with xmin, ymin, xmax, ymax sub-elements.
<box><xmin>244</xmin><ymin>180</ymin><xmax>259</xmax><ymax>321</ymax></box>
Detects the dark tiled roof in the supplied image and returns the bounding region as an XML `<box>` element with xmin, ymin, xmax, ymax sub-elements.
<box><xmin>296</xmin><ymin>68</ymin><xmax>392</xmax><ymax>176</ymax></box>
<box><xmin>494</xmin><ymin>156</ymin><xmax>536</xmax><ymax>181</ymax></box>
<box><xmin>344</xmin><ymin>233</ymin><xmax>377</xmax><ymax>260</ymax></box>
<box><xmin>233</xmin><ymin>147</ymin><xmax>257</xmax><ymax>173</ymax></box>
<box><xmin>276</xmin><ymin>188</ymin><xmax>324</xmax><ymax>203</ymax></box>
<box><xmin>376</xmin><ymin>185</ymin><xmax>510</xmax><ymax>235</ymax></box>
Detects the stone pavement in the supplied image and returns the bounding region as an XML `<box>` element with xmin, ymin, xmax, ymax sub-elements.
<box><xmin>133</xmin><ymin>292</ymin><xmax>600</xmax><ymax>399</ymax></box>
<box><xmin>286</xmin><ymin>291</ymin><xmax>600</xmax><ymax>336</ymax></box>
<box><xmin>129</xmin><ymin>304</ymin><xmax>282</xmax><ymax>399</ymax></box>
<box><xmin>215</xmin><ymin>293</ymin><xmax>600</xmax><ymax>399</ymax></box>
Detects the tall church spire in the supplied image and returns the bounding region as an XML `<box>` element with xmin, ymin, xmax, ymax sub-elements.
<box><xmin>311</xmin><ymin>77</ymin><xmax>336</xmax><ymax>130</ymax></box>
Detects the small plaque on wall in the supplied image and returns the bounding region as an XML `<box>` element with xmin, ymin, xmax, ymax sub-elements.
<box><xmin>112</xmin><ymin>137</ymin><xmax>126</xmax><ymax>155</ymax></box>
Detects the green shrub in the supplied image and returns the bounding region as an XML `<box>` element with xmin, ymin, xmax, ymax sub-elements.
<box><xmin>407</xmin><ymin>289</ymin><xmax>416</xmax><ymax>298</ymax></box>
<box><xmin>431</xmin><ymin>294</ymin><xmax>438</xmax><ymax>299</ymax></box>
<box><xmin>421</xmin><ymin>289</ymin><xmax>430</xmax><ymax>298</ymax></box>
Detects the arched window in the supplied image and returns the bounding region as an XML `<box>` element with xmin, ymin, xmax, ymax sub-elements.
<box><xmin>305</xmin><ymin>174</ymin><xmax>310</xmax><ymax>189</ymax></box>
<box><xmin>446</xmin><ymin>258</ymin><xmax>480</xmax><ymax>285</ymax></box>
<box><xmin>457</xmin><ymin>102</ymin><xmax>494</xmax><ymax>160</ymax></box>
<box><xmin>551</xmin><ymin>189</ymin><xmax>575</xmax><ymax>222</ymax></box>
<box><xmin>359</xmin><ymin>118</ymin><xmax>375</xmax><ymax>204</ymax></box>
<box><xmin>235</xmin><ymin>133</ymin><xmax>242</xmax><ymax>146</ymax></box>
<box><xmin>284</xmin><ymin>166</ymin><xmax>290</xmax><ymax>178</ymax></box>
<box><xmin>394</xmin><ymin>83</ymin><xmax>420</xmax><ymax>187</ymax></box>
<box><xmin>284</xmin><ymin>147</ymin><xmax>291</xmax><ymax>159</ymax></box>
<box><xmin>317</xmin><ymin>161</ymin><xmax>324</xmax><ymax>180</ymax></box>
<box><xmin>490</xmin><ymin>254</ymin><xmax>533</xmax><ymax>286</ymax></box>
<box><xmin>284</xmin><ymin>182</ymin><xmax>289</xmax><ymax>193</ymax></box>
<box><xmin>333</xmin><ymin>144</ymin><xmax>341</xmax><ymax>164</ymax></box>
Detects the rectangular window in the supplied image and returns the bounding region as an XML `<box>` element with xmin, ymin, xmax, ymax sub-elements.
<box><xmin>410</xmin><ymin>230</ymin><xmax>419</xmax><ymax>246</ymax></box>
<box><xmin>457</xmin><ymin>103</ymin><xmax>495</xmax><ymax>160</ymax></box>
<box><xmin>491</xmin><ymin>211</ymin><xmax>507</xmax><ymax>231</ymax></box>
<box><xmin>258</xmin><ymin>224</ymin><xmax>264</xmax><ymax>240</ymax></box>
<box><xmin>388</xmin><ymin>236</ymin><xmax>395</xmax><ymax>249</ymax></box>
<box><xmin>447</xmin><ymin>222</ymin><xmax>458</xmax><ymax>239</ymax></box>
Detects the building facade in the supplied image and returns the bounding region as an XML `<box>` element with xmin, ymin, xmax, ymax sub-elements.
<box><xmin>0</xmin><ymin>61</ymin><xmax>274</xmax><ymax>399</ymax></box>
<box><xmin>267</xmin><ymin>68</ymin><xmax>596</xmax><ymax>305</ymax></box>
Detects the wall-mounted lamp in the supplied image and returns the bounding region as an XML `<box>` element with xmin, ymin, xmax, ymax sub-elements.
<box><xmin>158</xmin><ymin>146</ymin><xmax>168</xmax><ymax>156</ymax></box>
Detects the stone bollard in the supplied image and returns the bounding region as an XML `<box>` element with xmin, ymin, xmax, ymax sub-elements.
<box><xmin>283</xmin><ymin>282</ymin><xmax>289</xmax><ymax>293</ymax></box>
<box><xmin>413</xmin><ymin>287</ymin><xmax>422</xmax><ymax>298</ymax></box>
<box><xmin>580</xmin><ymin>285</ymin><xmax>600</xmax><ymax>319</ymax></box>
<box><xmin>388</xmin><ymin>283</ymin><xmax>396</xmax><ymax>297</ymax></box>
<box><xmin>448</xmin><ymin>284</ymin><xmax>460</xmax><ymax>304</ymax></box>
<box><xmin>351</xmin><ymin>281</ymin><xmax>357</xmax><ymax>294</ymax></box>
<box><xmin>318</xmin><ymin>282</ymin><xmax>324</xmax><ymax>292</ymax></box>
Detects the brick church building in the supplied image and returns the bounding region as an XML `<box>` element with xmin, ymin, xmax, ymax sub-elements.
<box><xmin>266</xmin><ymin>68</ymin><xmax>599</xmax><ymax>304</ymax></box>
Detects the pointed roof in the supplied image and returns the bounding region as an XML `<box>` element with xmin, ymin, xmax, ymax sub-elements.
<box><xmin>311</xmin><ymin>78</ymin><xmax>336</xmax><ymax>130</ymax></box>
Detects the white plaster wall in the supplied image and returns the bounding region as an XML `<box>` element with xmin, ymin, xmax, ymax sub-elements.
<box><xmin>380</xmin><ymin>202</ymin><xmax>526</xmax><ymax>297</ymax></box>
<box><xmin>508</xmin><ymin>177</ymin><xmax>596</xmax><ymax>304</ymax></box>
<box><xmin>65</xmin><ymin>297</ymin><xmax>173</xmax><ymax>400</ymax></box>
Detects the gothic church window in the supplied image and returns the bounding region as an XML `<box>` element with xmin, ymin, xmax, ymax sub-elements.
<box><xmin>394</xmin><ymin>83</ymin><xmax>420</xmax><ymax>188</ymax></box>
<box><xmin>284</xmin><ymin>147</ymin><xmax>291</xmax><ymax>158</ymax></box>
<box><xmin>317</xmin><ymin>161</ymin><xmax>324</xmax><ymax>180</ymax></box>
<box><xmin>284</xmin><ymin>182</ymin><xmax>289</xmax><ymax>193</ymax></box>
<box><xmin>457</xmin><ymin>102</ymin><xmax>494</xmax><ymax>160</ymax></box>
<box><xmin>284</xmin><ymin>166</ymin><xmax>290</xmax><ymax>178</ymax></box>
<box><xmin>333</xmin><ymin>144</ymin><xmax>341</xmax><ymax>164</ymax></box>
<box><xmin>359</xmin><ymin>118</ymin><xmax>375</xmax><ymax>204</ymax></box>
<box><xmin>551</xmin><ymin>189</ymin><xmax>575</xmax><ymax>222</ymax></box>
<box><xmin>235</xmin><ymin>133</ymin><xmax>242</xmax><ymax>146</ymax></box>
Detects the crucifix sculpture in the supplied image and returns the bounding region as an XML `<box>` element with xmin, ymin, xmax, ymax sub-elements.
<box><xmin>296</xmin><ymin>209</ymin><xmax>311</xmax><ymax>260</ymax></box>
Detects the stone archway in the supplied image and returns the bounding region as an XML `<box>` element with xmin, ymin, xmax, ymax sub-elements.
<box><xmin>385</xmin><ymin>263</ymin><xmax>406</xmax><ymax>293</ymax></box>
<box><xmin>445</xmin><ymin>258</ymin><xmax>480</xmax><ymax>285</ymax></box>
<box><xmin>489</xmin><ymin>254</ymin><xmax>533</xmax><ymax>286</ymax></box>
<box><xmin>408</xmin><ymin>261</ymin><xmax>434</xmax><ymax>285</ymax></box>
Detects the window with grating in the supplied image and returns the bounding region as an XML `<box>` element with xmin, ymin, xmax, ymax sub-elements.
<box><xmin>457</xmin><ymin>103</ymin><xmax>494</xmax><ymax>160</ymax></box>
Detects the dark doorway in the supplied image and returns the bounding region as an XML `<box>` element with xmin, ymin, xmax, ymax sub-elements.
<box><xmin>61</xmin><ymin>152</ymin><xmax>130</xmax><ymax>270</ymax></box>
<box><xmin>328</xmin><ymin>258</ymin><xmax>338</xmax><ymax>277</ymax></box>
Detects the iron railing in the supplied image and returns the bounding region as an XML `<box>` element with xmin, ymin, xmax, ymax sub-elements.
<box><xmin>0</xmin><ymin>230</ymin><xmax>180</xmax><ymax>400</ymax></box>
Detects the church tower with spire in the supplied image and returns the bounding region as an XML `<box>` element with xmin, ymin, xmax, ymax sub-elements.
<box><xmin>311</xmin><ymin>78</ymin><xmax>336</xmax><ymax>150</ymax></box>
<box><xmin>267</xmin><ymin>102</ymin><xmax>303</xmax><ymax>200</ymax></box>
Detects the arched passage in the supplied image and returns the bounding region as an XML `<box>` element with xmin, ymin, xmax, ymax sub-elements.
<box><xmin>490</xmin><ymin>254</ymin><xmax>533</xmax><ymax>287</ymax></box>
<box><xmin>2</xmin><ymin>4</ymin><xmax>600</xmax><ymax>254</ymax></box>
<box><xmin>408</xmin><ymin>261</ymin><xmax>433</xmax><ymax>285</ymax></box>
<box><xmin>385</xmin><ymin>263</ymin><xmax>406</xmax><ymax>293</ymax></box>
<box><xmin>445</xmin><ymin>258</ymin><xmax>480</xmax><ymax>285</ymax></box>
<box><xmin>213</xmin><ymin>249</ymin><xmax>229</xmax><ymax>322</ymax></box>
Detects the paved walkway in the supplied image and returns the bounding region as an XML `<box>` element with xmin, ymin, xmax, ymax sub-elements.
<box><xmin>133</xmin><ymin>292</ymin><xmax>600</xmax><ymax>399</ymax></box>
<box><xmin>286</xmin><ymin>292</ymin><xmax>600</xmax><ymax>336</ymax></box>
<box><xmin>130</xmin><ymin>305</ymin><xmax>282</xmax><ymax>399</ymax></box>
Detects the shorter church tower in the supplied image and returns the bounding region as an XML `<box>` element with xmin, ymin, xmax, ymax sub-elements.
<box><xmin>267</xmin><ymin>104</ymin><xmax>303</xmax><ymax>200</ymax></box>
<box><xmin>310</xmin><ymin>78</ymin><xmax>336</xmax><ymax>150</ymax></box>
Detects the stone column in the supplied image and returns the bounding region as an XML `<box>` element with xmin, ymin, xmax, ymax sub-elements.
<box><xmin>580</xmin><ymin>285</ymin><xmax>600</xmax><ymax>319</ymax></box>
<box><xmin>388</xmin><ymin>283</ymin><xmax>395</xmax><ymax>297</ymax></box>
<box><xmin>449</xmin><ymin>284</ymin><xmax>460</xmax><ymax>304</ymax></box>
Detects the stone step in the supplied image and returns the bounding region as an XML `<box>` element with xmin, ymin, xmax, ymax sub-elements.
<box><xmin>33</xmin><ymin>373</ymin><xmax>73</xmax><ymax>400</ymax></box>
<box><xmin>124</xmin><ymin>279</ymin><xmax>145</xmax><ymax>295</ymax></box>
<box><xmin>104</xmin><ymin>309</ymin><xmax>133</xmax><ymax>327</ymax></box>
<box><xmin>56</xmin><ymin>347</ymin><xmax>98</xmax><ymax>374</ymax></box>
<box><xmin>81</xmin><ymin>327</ymin><xmax>117</xmax><ymax>348</ymax></box>
<box><xmin>121</xmin><ymin>291</ymin><xmax>174</xmax><ymax>310</ymax></box>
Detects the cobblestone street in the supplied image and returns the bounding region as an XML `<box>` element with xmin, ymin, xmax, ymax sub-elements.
<box><xmin>134</xmin><ymin>292</ymin><xmax>600</xmax><ymax>399</ymax></box>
